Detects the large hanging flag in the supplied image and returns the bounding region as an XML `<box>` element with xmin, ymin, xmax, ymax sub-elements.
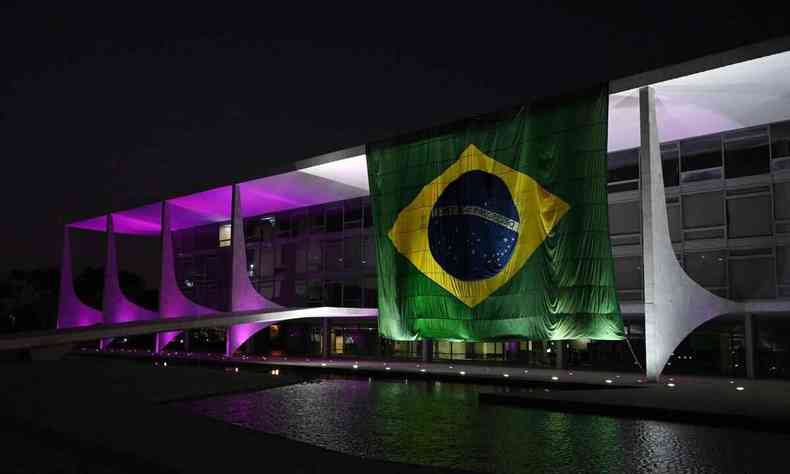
<box><xmin>367</xmin><ymin>87</ymin><xmax>624</xmax><ymax>341</ymax></box>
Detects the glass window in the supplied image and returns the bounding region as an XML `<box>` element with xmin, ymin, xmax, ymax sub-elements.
<box><xmin>771</xmin><ymin>121</ymin><xmax>790</xmax><ymax>159</ymax></box>
<box><xmin>307</xmin><ymin>240</ymin><xmax>322</xmax><ymax>272</ymax></box>
<box><xmin>684</xmin><ymin>251</ymin><xmax>726</xmax><ymax>287</ymax></box>
<box><xmin>607</xmin><ymin>149</ymin><xmax>639</xmax><ymax>183</ymax></box>
<box><xmin>661</xmin><ymin>144</ymin><xmax>680</xmax><ymax>187</ymax></box>
<box><xmin>681</xmin><ymin>136</ymin><xmax>721</xmax><ymax>172</ymax></box>
<box><xmin>326</xmin><ymin>206</ymin><xmax>343</xmax><ymax>233</ymax></box>
<box><xmin>245</xmin><ymin>220</ymin><xmax>261</xmax><ymax>242</ymax></box>
<box><xmin>730</xmin><ymin>258</ymin><xmax>776</xmax><ymax>299</ymax></box>
<box><xmin>218</xmin><ymin>224</ymin><xmax>232</xmax><ymax>247</ymax></box>
<box><xmin>775</xmin><ymin>182</ymin><xmax>790</xmax><ymax>220</ymax></box>
<box><xmin>295</xmin><ymin>246</ymin><xmax>307</xmax><ymax>274</ymax></box>
<box><xmin>294</xmin><ymin>280</ymin><xmax>307</xmax><ymax>304</ymax></box>
<box><xmin>777</xmin><ymin>247</ymin><xmax>789</xmax><ymax>285</ymax></box>
<box><xmin>668</xmin><ymin>205</ymin><xmax>681</xmax><ymax>242</ymax></box>
<box><xmin>292</xmin><ymin>212</ymin><xmax>308</xmax><ymax>238</ymax></box>
<box><xmin>309</xmin><ymin>207</ymin><xmax>325</xmax><ymax>233</ymax></box>
<box><xmin>608</xmin><ymin>201</ymin><xmax>641</xmax><ymax>235</ymax></box>
<box><xmin>362</xmin><ymin>236</ymin><xmax>376</xmax><ymax>268</ymax></box>
<box><xmin>276</xmin><ymin>213</ymin><xmax>291</xmax><ymax>237</ymax></box>
<box><xmin>363</xmin><ymin>277</ymin><xmax>377</xmax><ymax>307</ymax></box>
<box><xmin>307</xmin><ymin>280</ymin><xmax>323</xmax><ymax>304</ymax></box>
<box><xmin>724</xmin><ymin>129</ymin><xmax>770</xmax><ymax>178</ymax></box>
<box><xmin>683</xmin><ymin>192</ymin><xmax>724</xmax><ymax>228</ymax></box>
<box><xmin>614</xmin><ymin>256</ymin><xmax>642</xmax><ymax>290</ymax></box>
<box><xmin>247</xmin><ymin>245</ymin><xmax>258</xmax><ymax>279</ymax></box>
<box><xmin>342</xmin><ymin>281</ymin><xmax>362</xmax><ymax>307</ymax></box>
<box><xmin>260</xmin><ymin>280</ymin><xmax>274</xmax><ymax>299</ymax></box>
<box><xmin>684</xmin><ymin>228</ymin><xmax>725</xmax><ymax>241</ymax></box>
<box><xmin>344</xmin><ymin>199</ymin><xmax>363</xmax><ymax>229</ymax></box>
<box><xmin>281</xmin><ymin>243</ymin><xmax>296</xmax><ymax>273</ymax></box>
<box><xmin>324</xmin><ymin>240</ymin><xmax>343</xmax><ymax>271</ymax></box>
<box><xmin>343</xmin><ymin>236</ymin><xmax>362</xmax><ymax>270</ymax></box>
<box><xmin>259</xmin><ymin>216</ymin><xmax>275</xmax><ymax>241</ymax></box>
<box><xmin>325</xmin><ymin>281</ymin><xmax>342</xmax><ymax>306</ymax></box>
<box><xmin>205</xmin><ymin>255</ymin><xmax>218</xmax><ymax>281</ymax></box>
<box><xmin>260</xmin><ymin>247</ymin><xmax>274</xmax><ymax>277</ymax></box>
<box><xmin>727</xmin><ymin>195</ymin><xmax>773</xmax><ymax>238</ymax></box>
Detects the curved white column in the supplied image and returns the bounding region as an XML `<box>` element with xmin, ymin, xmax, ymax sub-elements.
<box><xmin>101</xmin><ymin>214</ymin><xmax>159</xmax><ymax>349</ymax></box>
<box><xmin>226</xmin><ymin>184</ymin><xmax>282</xmax><ymax>356</ymax></box>
<box><xmin>156</xmin><ymin>201</ymin><xmax>215</xmax><ymax>352</ymax></box>
<box><xmin>640</xmin><ymin>86</ymin><xmax>744</xmax><ymax>381</ymax></box>
<box><xmin>56</xmin><ymin>226</ymin><xmax>102</xmax><ymax>329</ymax></box>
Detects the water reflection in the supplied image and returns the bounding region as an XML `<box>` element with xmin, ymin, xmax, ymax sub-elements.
<box><xmin>178</xmin><ymin>378</ymin><xmax>788</xmax><ymax>473</ymax></box>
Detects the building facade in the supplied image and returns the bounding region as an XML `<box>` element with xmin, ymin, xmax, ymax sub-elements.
<box><xmin>58</xmin><ymin>38</ymin><xmax>790</xmax><ymax>380</ymax></box>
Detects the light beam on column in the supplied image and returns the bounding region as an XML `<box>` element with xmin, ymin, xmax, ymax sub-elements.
<box><xmin>56</xmin><ymin>226</ymin><xmax>102</xmax><ymax>329</ymax></box>
<box><xmin>640</xmin><ymin>86</ymin><xmax>744</xmax><ymax>381</ymax></box>
<box><xmin>226</xmin><ymin>184</ymin><xmax>281</xmax><ymax>356</ymax></box>
<box><xmin>101</xmin><ymin>214</ymin><xmax>159</xmax><ymax>349</ymax></box>
<box><xmin>155</xmin><ymin>201</ymin><xmax>216</xmax><ymax>352</ymax></box>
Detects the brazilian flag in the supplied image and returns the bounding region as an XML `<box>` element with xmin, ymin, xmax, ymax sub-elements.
<box><xmin>367</xmin><ymin>87</ymin><xmax>624</xmax><ymax>341</ymax></box>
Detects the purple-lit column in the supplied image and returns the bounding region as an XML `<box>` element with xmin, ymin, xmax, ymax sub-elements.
<box><xmin>156</xmin><ymin>201</ymin><xmax>215</xmax><ymax>352</ymax></box>
<box><xmin>56</xmin><ymin>226</ymin><xmax>102</xmax><ymax>329</ymax></box>
<box><xmin>101</xmin><ymin>214</ymin><xmax>159</xmax><ymax>349</ymax></box>
<box><xmin>226</xmin><ymin>184</ymin><xmax>281</xmax><ymax>356</ymax></box>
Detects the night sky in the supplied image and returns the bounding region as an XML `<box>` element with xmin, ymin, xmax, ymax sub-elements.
<box><xmin>1</xmin><ymin>3</ymin><xmax>788</xmax><ymax>285</ymax></box>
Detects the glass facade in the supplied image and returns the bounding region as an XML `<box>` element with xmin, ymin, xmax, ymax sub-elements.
<box><xmin>168</xmin><ymin>119</ymin><xmax>790</xmax><ymax>377</ymax></box>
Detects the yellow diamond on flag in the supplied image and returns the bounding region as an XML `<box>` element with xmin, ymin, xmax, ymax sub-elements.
<box><xmin>388</xmin><ymin>144</ymin><xmax>570</xmax><ymax>308</ymax></box>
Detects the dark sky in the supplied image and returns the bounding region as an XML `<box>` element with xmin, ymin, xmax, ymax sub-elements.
<box><xmin>1</xmin><ymin>3</ymin><xmax>788</xmax><ymax>283</ymax></box>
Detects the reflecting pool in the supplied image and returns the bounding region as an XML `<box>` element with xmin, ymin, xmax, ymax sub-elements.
<box><xmin>177</xmin><ymin>377</ymin><xmax>789</xmax><ymax>473</ymax></box>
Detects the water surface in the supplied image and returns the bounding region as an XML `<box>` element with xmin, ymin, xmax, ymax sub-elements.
<box><xmin>178</xmin><ymin>377</ymin><xmax>789</xmax><ymax>473</ymax></box>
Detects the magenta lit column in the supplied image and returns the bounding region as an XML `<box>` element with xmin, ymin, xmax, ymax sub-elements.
<box><xmin>226</xmin><ymin>184</ymin><xmax>281</xmax><ymax>356</ymax></box>
<box><xmin>56</xmin><ymin>226</ymin><xmax>102</xmax><ymax>329</ymax></box>
<box><xmin>100</xmin><ymin>214</ymin><xmax>159</xmax><ymax>349</ymax></box>
<box><xmin>155</xmin><ymin>201</ymin><xmax>215</xmax><ymax>352</ymax></box>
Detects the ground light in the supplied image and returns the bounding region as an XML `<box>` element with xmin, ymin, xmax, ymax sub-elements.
<box><xmin>736</xmin><ymin>386</ymin><xmax>745</xmax><ymax>391</ymax></box>
<box><xmin>459</xmin><ymin>371</ymin><xmax>466</xmax><ymax>376</ymax></box>
<box><xmin>551</xmin><ymin>376</ymin><xmax>559</xmax><ymax>381</ymax></box>
<box><xmin>667</xmin><ymin>383</ymin><xmax>676</xmax><ymax>388</ymax></box>
<box><xmin>605</xmin><ymin>379</ymin><xmax>613</xmax><ymax>384</ymax></box>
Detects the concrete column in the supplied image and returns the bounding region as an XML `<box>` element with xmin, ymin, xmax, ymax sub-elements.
<box><xmin>421</xmin><ymin>339</ymin><xmax>433</xmax><ymax>363</ymax></box>
<box><xmin>744</xmin><ymin>314</ymin><xmax>758</xmax><ymax>379</ymax></box>
<box><xmin>56</xmin><ymin>226</ymin><xmax>102</xmax><ymax>329</ymax></box>
<box><xmin>226</xmin><ymin>184</ymin><xmax>280</xmax><ymax>357</ymax></box>
<box><xmin>555</xmin><ymin>341</ymin><xmax>565</xmax><ymax>369</ymax></box>
<box><xmin>100</xmin><ymin>214</ymin><xmax>118</xmax><ymax>350</ymax></box>
<box><xmin>157</xmin><ymin>201</ymin><xmax>215</xmax><ymax>353</ymax></box>
<box><xmin>638</xmin><ymin>86</ymin><xmax>743</xmax><ymax>382</ymax></box>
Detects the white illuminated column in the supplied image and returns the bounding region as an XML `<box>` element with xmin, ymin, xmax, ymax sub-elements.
<box><xmin>639</xmin><ymin>86</ymin><xmax>744</xmax><ymax>381</ymax></box>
